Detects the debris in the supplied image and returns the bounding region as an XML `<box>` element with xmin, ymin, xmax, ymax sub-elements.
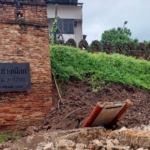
<box><xmin>76</xmin><ymin>143</ymin><xmax>85</xmax><ymax>149</ymax></box>
<box><xmin>23</xmin><ymin>126</ymin><xmax>39</xmax><ymax>136</ymax></box>
<box><xmin>56</xmin><ymin>139</ymin><xmax>75</xmax><ymax>149</ymax></box>
<box><xmin>41</xmin><ymin>81</ymin><xmax>150</xmax><ymax>130</ymax></box>
<box><xmin>91</xmin><ymin>139</ymin><xmax>103</xmax><ymax>149</ymax></box>
<box><xmin>11</xmin><ymin>126</ymin><xmax>150</xmax><ymax>149</ymax></box>
<box><xmin>82</xmin><ymin>99</ymin><xmax>132</xmax><ymax>128</ymax></box>
<box><xmin>57</xmin><ymin>107</ymin><xmax>85</xmax><ymax>128</ymax></box>
<box><xmin>43</xmin><ymin>143</ymin><xmax>55</xmax><ymax>150</ymax></box>
<box><xmin>54</xmin><ymin>76</ymin><xmax>64</xmax><ymax>105</ymax></box>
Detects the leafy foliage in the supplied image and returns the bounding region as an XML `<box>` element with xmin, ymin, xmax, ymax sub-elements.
<box><xmin>51</xmin><ymin>45</ymin><xmax>150</xmax><ymax>90</ymax></box>
<box><xmin>143</xmin><ymin>40</ymin><xmax>150</xmax><ymax>46</ymax></box>
<box><xmin>91</xmin><ymin>40</ymin><xmax>101</xmax><ymax>53</ymax></box>
<box><xmin>78</xmin><ymin>39</ymin><xmax>89</xmax><ymax>50</ymax></box>
<box><xmin>66</xmin><ymin>38</ymin><xmax>77</xmax><ymax>47</ymax></box>
<box><xmin>0</xmin><ymin>133</ymin><xmax>22</xmax><ymax>143</ymax></box>
<box><xmin>100</xmin><ymin>27</ymin><xmax>139</xmax><ymax>47</ymax></box>
<box><xmin>55</xmin><ymin>40</ymin><xmax>64</xmax><ymax>45</ymax></box>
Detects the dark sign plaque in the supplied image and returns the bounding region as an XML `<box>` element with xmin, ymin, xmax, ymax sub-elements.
<box><xmin>0</xmin><ymin>63</ymin><xmax>31</xmax><ymax>92</ymax></box>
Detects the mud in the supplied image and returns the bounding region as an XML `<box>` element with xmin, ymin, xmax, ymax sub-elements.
<box><xmin>43</xmin><ymin>80</ymin><xmax>150</xmax><ymax>130</ymax></box>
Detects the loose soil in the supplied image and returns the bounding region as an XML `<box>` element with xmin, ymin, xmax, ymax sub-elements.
<box><xmin>43</xmin><ymin>80</ymin><xmax>150</xmax><ymax>131</ymax></box>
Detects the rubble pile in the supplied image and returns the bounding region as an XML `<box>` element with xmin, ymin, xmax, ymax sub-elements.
<box><xmin>2</xmin><ymin>125</ymin><xmax>149</xmax><ymax>150</ymax></box>
<box><xmin>1</xmin><ymin>82</ymin><xmax>149</xmax><ymax>150</ymax></box>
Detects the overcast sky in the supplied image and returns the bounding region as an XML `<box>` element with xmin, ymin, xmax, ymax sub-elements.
<box><xmin>79</xmin><ymin>0</ymin><xmax>150</xmax><ymax>44</ymax></box>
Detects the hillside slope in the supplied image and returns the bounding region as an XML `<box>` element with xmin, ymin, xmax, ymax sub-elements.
<box><xmin>45</xmin><ymin>45</ymin><xmax>150</xmax><ymax>130</ymax></box>
<box><xmin>51</xmin><ymin>45</ymin><xmax>150</xmax><ymax>90</ymax></box>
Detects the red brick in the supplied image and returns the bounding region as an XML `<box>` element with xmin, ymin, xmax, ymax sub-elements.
<box><xmin>0</xmin><ymin>1</ymin><xmax>52</xmax><ymax>133</ymax></box>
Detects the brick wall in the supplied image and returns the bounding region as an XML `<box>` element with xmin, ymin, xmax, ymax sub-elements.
<box><xmin>0</xmin><ymin>0</ymin><xmax>52</xmax><ymax>133</ymax></box>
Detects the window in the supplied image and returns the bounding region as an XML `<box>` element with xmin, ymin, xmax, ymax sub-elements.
<box><xmin>51</xmin><ymin>19</ymin><xmax>74</xmax><ymax>34</ymax></box>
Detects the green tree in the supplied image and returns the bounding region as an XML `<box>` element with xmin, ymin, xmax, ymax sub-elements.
<box><xmin>143</xmin><ymin>40</ymin><xmax>150</xmax><ymax>46</ymax></box>
<box><xmin>100</xmin><ymin>27</ymin><xmax>138</xmax><ymax>46</ymax></box>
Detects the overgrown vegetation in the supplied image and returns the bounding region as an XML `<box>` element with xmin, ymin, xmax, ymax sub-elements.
<box><xmin>51</xmin><ymin>45</ymin><xmax>150</xmax><ymax>91</ymax></box>
<box><xmin>0</xmin><ymin>133</ymin><xmax>22</xmax><ymax>143</ymax></box>
<box><xmin>50</xmin><ymin>17</ymin><xmax>58</xmax><ymax>45</ymax></box>
<box><xmin>100</xmin><ymin>27</ymin><xmax>139</xmax><ymax>47</ymax></box>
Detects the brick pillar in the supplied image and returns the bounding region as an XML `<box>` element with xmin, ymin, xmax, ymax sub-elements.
<box><xmin>0</xmin><ymin>0</ymin><xmax>52</xmax><ymax>133</ymax></box>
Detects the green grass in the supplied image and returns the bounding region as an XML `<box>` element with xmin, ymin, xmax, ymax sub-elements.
<box><xmin>0</xmin><ymin>133</ymin><xmax>22</xmax><ymax>143</ymax></box>
<box><xmin>51</xmin><ymin>45</ymin><xmax>150</xmax><ymax>90</ymax></box>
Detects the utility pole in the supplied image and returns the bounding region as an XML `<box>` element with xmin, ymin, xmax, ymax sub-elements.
<box><xmin>118</xmin><ymin>21</ymin><xmax>128</xmax><ymax>42</ymax></box>
<box><xmin>122</xmin><ymin>21</ymin><xmax>128</xmax><ymax>30</ymax></box>
<box><xmin>54</xmin><ymin>4</ymin><xmax>58</xmax><ymax>42</ymax></box>
<box><xmin>50</xmin><ymin>4</ymin><xmax>64</xmax><ymax>44</ymax></box>
<box><xmin>55</xmin><ymin>4</ymin><xmax>58</xmax><ymax>19</ymax></box>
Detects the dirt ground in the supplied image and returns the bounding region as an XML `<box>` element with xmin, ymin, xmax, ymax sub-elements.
<box><xmin>43</xmin><ymin>79</ymin><xmax>150</xmax><ymax>131</ymax></box>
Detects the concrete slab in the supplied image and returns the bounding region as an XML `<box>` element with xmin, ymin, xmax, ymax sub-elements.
<box><xmin>82</xmin><ymin>99</ymin><xmax>132</xmax><ymax>127</ymax></box>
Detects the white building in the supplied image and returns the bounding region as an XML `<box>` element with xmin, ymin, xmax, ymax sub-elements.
<box><xmin>46</xmin><ymin>0</ymin><xmax>83</xmax><ymax>45</ymax></box>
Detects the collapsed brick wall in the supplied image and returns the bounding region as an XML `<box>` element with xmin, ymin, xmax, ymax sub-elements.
<box><xmin>0</xmin><ymin>0</ymin><xmax>52</xmax><ymax>133</ymax></box>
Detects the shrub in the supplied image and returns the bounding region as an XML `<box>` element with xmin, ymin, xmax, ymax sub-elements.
<box><xmin>55</xmin><ymin>40</ymin><xmax>64</xmax><ymax>45</ymax></box>
<box><xmin>125</xmin><ymin>42</ymin><xmax>136</xmax><ymax>56</ymax></box>
<box><xmin>115</xmin><ymin>42</ymin><xmax>123</xmax><ymax>54</ymax></box>
<box><xmin>78</xmin><ymin>39</ymin><xmax>89</xmax><ymax>50</ymax></box>
<box><xmin>103</xmin><ymin>42</ymin><xmax>113</xmax><ymax>54</ymax></box>
<box><xmin>51</xmin><ymin>45</ymin><xmax>150</xmax><ymax>90</ymax></box>
<box><xmin>91</xmin><ymin>40</ymin><xmax>101</xmax><ymax>53</ymax></box>
<box><xmin>146</xmin><ymin>43</ymin><xmax>150</xmax><ymax>60</ymax></box>
<box><xmin>66</xmin><ymin>38</ymin><xmax>77</xmax><ymax>47</ymax></box>
<box><xmin>136</xmin><ymin>43</ymin><xmax>146</xmax><ymax>59</ymax></box>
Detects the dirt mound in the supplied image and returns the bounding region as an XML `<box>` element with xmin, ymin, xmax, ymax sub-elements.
<box><xmin>42</xmin><ymin>80</ymin><xmax>150</xmax><ymax>131</ymax></box>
